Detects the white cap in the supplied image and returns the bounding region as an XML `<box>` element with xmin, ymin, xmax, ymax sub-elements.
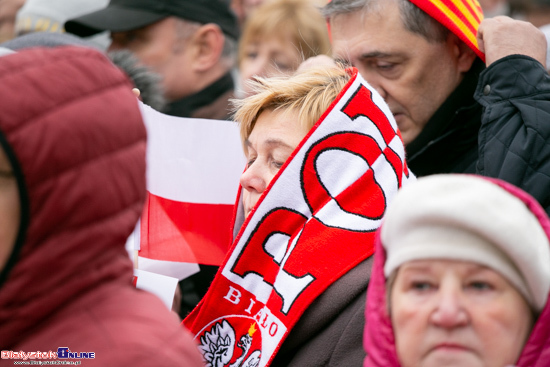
<box><xmin>15</xmin><ymin>0</ymin><xmax>110</xmax><ymax>49</ymax></box>
<box><xmin>381</xmin><ymin>174</ymin><xmax>550</xmax><ymax>312</ymax></box>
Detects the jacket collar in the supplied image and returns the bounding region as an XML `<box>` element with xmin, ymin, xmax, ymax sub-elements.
<box><xmin>164</xmin><ymin>72</ymin><xmax>234</xmax><ymax>119</ymax></box>
<box><xmin>406</xmin><ymin>59</ymin><xmax>485</xmax><ymax>165</ymax></box>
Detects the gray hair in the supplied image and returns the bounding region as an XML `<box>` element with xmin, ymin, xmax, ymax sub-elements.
<box><xmin>108</xmin><ymin>50</ymin><xmax>167</xmax><ymax>112</ymax></box>
<box><xmin>322</xmin><ymin>0</ymin><xmax>449</xmax><ymax>43</ymax></box>
<box><xmin>221</xmin><ymin>34</ymin><xmax>237</xmax><ymax>64</ymax></box>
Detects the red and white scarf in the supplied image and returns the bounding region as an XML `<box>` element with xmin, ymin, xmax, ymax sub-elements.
<box><xmin>184</xmin><ymin>68</ymin><xmax>413</xmax><ymax>367</ymax></box>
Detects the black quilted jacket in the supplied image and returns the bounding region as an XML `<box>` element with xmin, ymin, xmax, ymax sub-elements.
<box><xmin>406</xmin><ymin>55</ymin><xmax>550</xmax><ymax>216</ymax></box>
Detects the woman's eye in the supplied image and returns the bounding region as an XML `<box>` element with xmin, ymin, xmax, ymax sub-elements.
<box><xmin>247</xmin><ymin>158</ymin><xmax>256</xmax><ymax>168</ymax></box>
<box><xmin>376</xmin><ymin>62</ymin><xmax>394</xmax><ymax>70</ymax></box>
<box><xmin>272</xmin><ymin>161</ymin><xmax>284</xmax><ymax>169</ymax></box>
<box><xmin>245</xmin><ymin>52</ymin><xmax>258</xmax><ymax>60</ymax></box>
<box><xmin>273</xmin><ymin>61</ymin><xmax>292</xmax><ymax>72</ymax></box>
<box><xmin>411</xmin><ymin>281</ymin><xmax>433</xmax><ymax>291</ymax></box>
<box><xmin>467</xmin><ymin>281</ymin><xmax>493</xmax><ymax>291</ymax></box>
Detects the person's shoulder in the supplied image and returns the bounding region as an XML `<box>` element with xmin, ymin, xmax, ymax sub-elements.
<box><xmin>83</xmin><ymin>286</ymin><xmax>203</xmax><ymax>366</ymax></box>
<box><xmin>101</xmin><ymin>324</ymin><xmax>203</xmax><ymax>367</ymax></box>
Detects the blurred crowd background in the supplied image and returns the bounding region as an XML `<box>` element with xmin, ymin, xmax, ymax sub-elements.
<box><xmin>1</xmin><ymin>0</ymin><xmax>550</xmax><ymax>105</ymax></box>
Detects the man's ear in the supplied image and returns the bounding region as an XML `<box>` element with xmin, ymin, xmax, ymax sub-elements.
<box><xmin>448</xmin><ymin>33</ymin><xmax>477</xmax><ymax>73</ymax></box>
<box><xmin>188</xmin><ymin>24</ymin><xmax>225</xmax><ymax>72</ymax></box>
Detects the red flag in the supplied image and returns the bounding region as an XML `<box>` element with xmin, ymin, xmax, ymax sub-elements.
<box><xmin>136</xmin><ymin>104</ymin><xmax>246</xmax><ymax>279</ymax></box>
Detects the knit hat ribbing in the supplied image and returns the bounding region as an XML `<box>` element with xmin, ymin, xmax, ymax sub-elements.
<box><xmin>409</xmin><ymin>0</ymin><xmax>485</xmax><ymax>61</ymax></box>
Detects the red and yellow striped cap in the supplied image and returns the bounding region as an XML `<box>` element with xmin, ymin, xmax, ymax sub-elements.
<box><xmin>409</xmin><ymin>0</ymin><xmax>485</xmax><ymax>61</ymax></box>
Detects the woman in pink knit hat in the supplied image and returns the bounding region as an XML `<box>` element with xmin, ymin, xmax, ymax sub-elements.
<box><xmin>364</xmin><ymin>174</ymin><xmax>550</xmax><ymax>367</ymax></box>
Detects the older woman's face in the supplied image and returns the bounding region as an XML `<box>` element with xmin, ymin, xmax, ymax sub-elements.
<box><xmin>0</xmin><ymin>146</ymin><xmax>19</xmax><ymax>271</ymax></box>
<box><xmin>391</xmin><ymin>260</ymin><xmax>533</xmax><ymax>367</ymax></box>
<box><xmin>240</xmin><ymin>35</ymin><xmax>302</xmax><ymax>97</ymax></box>
<box><xmin>240</xmin><ymin>108</ymin><xmax>308</xmax><ymax>218</ymax></box>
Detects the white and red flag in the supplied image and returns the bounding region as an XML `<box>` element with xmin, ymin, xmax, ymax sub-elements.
<box><xmin>135</xmin><ymin>103</ymin><xmax>246</xmax><ymax>280</ymax></box>
<box><xmin>183</xmin><ymin>68</ymin><xmax>414</xmax><ymax>367</ymax></box>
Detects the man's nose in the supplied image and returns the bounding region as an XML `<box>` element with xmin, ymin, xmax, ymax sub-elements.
<box><xmin>239</xmin><ymin>162</ymin><xmax>267</xmax><ymax>193</ymax></box>
<box><xmin>249</xmin><ymin>56</ymin><xmax>271</xmax><ymax>80</ymax></box>
<box><xmin>372</xmin><ymin>83</ymin><xmax>388</xmax><ymax>100</ymax></box>
<box><xmin>356</xmin><ymin>68</ymin><xmax>388</xmax><ymax>100</ymax></box>
<box><xmin>367</xmin><ymin>77</ymin><xmax>388</xmax><ymax>100</ymax></box>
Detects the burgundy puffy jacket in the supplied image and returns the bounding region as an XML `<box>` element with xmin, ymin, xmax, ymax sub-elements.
<box><xmin>0</xmin><ymin>47</ymin><xmax>203</xmax><ymax>366</ymax></box>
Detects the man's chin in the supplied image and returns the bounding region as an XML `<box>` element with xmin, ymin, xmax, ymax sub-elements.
<box><xmin>393</xmin><ymin>117</ymin><xmax>420</xmax><ymax>146</ymax></box>
<box><xmin>400</xmin><ymin>132</ymin><xmax>416</xmax><ymax>146</ymax></box>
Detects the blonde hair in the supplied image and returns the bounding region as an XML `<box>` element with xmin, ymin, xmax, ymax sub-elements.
<box><xmin>238</xmin><ymin>0</ymin><xmax>331</xmax><ymax>66</ymax></box>
<box><xmin>233</xmin><ymin>65</ymin><xmax>351</xmax><ymax>147</ymax></box>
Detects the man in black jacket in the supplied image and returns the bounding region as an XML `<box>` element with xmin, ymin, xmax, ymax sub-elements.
<box><xmin>65</xmin><ymin>0</ymin><xmax>239</xmax><ymax>120</ymax></box>
<box><xmin>323</xmin><ymin>0</ymin><xmax>550</xmax><ymax>216</ymax></box>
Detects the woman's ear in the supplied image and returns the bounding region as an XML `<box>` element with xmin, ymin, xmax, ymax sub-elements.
<box><xmin>188</xmin><ymin>24</ymin><xmax>225</xmax><ymax>72</ymax></box>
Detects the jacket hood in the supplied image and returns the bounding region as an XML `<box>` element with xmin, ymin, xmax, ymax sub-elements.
<box><xmin>0</xmin><ymin>46</ymin><xmax>147</xmax><ymax>348</ymax></box>
<box><xmin>364</xmin><ymin>176</ymin><xmax>550</xmax><ymax>366</ymax></box>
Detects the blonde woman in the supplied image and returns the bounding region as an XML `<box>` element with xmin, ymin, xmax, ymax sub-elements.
<box><xmin>238</xmin><ymin>0</ymin><xmax>330</xmax><ymax>97</ymax></box>
<box><xmin>184</xmin><ymin>64</ymin><xmax>413</xmax><ymax>366</ymax></box>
